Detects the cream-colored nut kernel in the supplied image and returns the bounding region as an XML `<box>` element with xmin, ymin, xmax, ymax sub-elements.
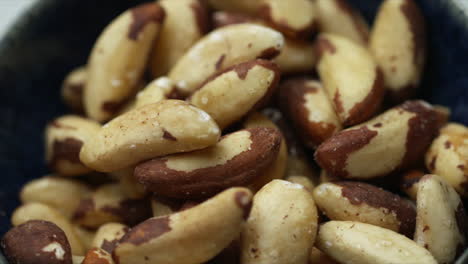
<box><xmin>79</xmin><ymin>100</ymin><xmax>220</xmax><ymax>172</ymax></box>
<box><xmin>85</xmin><ymin>3</ymin><xmax>165</xmax><ymax>122</ymax></box>
<box><xmin>315</xmin><ymin>100</ymin><xmax>440</xmax><ymax>179</ymax></box>
<box><xmin>83</xmin><ymin>248</ymin><xmax>115</xmax><ymax>264</ymax></box>
<box><xmin>1</xmin><ymin>220</ymin><xmax>73</xmax><ymax>264</ymax></box>
<box><xmin>45</xmin><ymin>115</ymin><xmax>101</xmax><ymax>176</ymax></box>
<box><xmin>315</xmin><ymin>33</ymin><xmax>384</xmax><ymax>126</ymax></box>
<box><xmin>111</xmin><ymin>168</ymin><xmax>147</xmax><ymax>199</ymax></box>
<box><xmin>400</xmin><ymin>170</ymin><xmax>425</xmax><ymax>200</ymax></box>
<box><xmin>73</xmin><ymin>225</ymin><xmax>95</xmax><ymax>252</ymax></box>
<box><xmin>168</xmin><ymin>24</ymin><xmax>284</xmax><ymax>96</ymax></box>
<box><xmin>415</xmin><ymin>174</ymin><xmax>467</xmax><ymax>264</ymax></box>
<box><xmin>286</xmin><ymin>175</ymin><xmax>316</xmax><ymax>192</ymax></box>
<box><xmin>279</xmin><ymin>78</ymin><xmax>342</xmax><ymax>148</ymax></box>
<box><xmin>316</xmin><ymin>221</ymin><xmax>437</xmax><ymax>264</ymax></box>
<box><xmin>207</xmin><ymin>0</ymin><xmax>262</xmax><ymax>15</ymax></box>
<box><xmin>91</xmin><ymin>223</ymin><xmax>129</xmax><ymax>254</ymax></box>
<box><xmin>73</xmin><ymin>183</ymin><xmax>151</xmax><ymax>229</ymax></box>
<box><xmin>243</xmin><ymin>112</ymin><xmax>288</xmax><ymax>191</ymax></box>
<box><xmin>241</xmin><ymin>180</ymin><xmax>318</xmax><ymax>264</ymax></box>
<box><xmin>425</xmin><ymin>123</ymin><xmax>468</xmax><ymax>197</ymax></box>
<box><xmin>135</xmin><ymin>128</ymin><xmax>281</xmax><ymax>199</ymax></box>
<box><xmin>61</xmin><ymin>66</ymin><xmax>86</xmax><ymax>113</ymax></box>
<box><xmin>313</xmin><ymin>182</ymin><xmax>416</xmax><ymax>236</ymax></box>
<box><xmin>72</xmin><ymin>255</ymin><xmax>84</xmax><ymax>264</ymax></box>
<box><xmin>309</xmin><ymin>247</ymin><xmax>339</xmax><ymax>264</ymax></box>
<box><xmin>134</xmin><ymin>77</ymin><xmax>179</xmax><ymax>108</ymax></box>
<box><xmin>113</xmin><ymin>187</ymin><xmax>253</xmax><ymax>264</ymax></box>
<box><xmin>259</xmin><ymin>0</ymin><xmax>317</xmax><ymax>39</ymax></box>
<box><xmin>150</xmin><ymin>0</ymin><xmax>208</xmax><ymax>77</ymax></box>
<box><xmin>190</xmin><ymin>59</ymin><xmax>280</xmax><ymax>129</ymax></box>
<box><xmin>274</xmin><ymin>38</ymin><xmax>316</xmax><ymax>74</ymax></box>
<box><xmin>11</xmin><ymin>203</ymin><xmax>85</xmax><ymax>255</ymax></box>
<box><xmin>370</xmin><ymin>0</ymin><xmax>426</xmax><ymax>102</ymax></box>
<box><xmin>20</xmin><ymin>176</ymin><xmax>92</xmax><ymax>219</ymax></box>
<box><xmin>315</xmin><ymin>0</ymin><xmax>369</xmax><ymax>45</ymax></box>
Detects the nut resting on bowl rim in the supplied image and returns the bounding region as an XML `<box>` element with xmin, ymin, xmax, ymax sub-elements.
<box><xmin>0</xmin><ymin>0</ymin><xmax>468</xmax><ymax>263</ymax></box>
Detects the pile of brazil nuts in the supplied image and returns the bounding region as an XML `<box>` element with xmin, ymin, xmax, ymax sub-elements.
<box><xmin>2</xmin><ymin>0</ymin><xmax>468</xmax><ymax>264</ymax></box>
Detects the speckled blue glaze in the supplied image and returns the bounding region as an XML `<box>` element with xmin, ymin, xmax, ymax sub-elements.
<box><xmin>0</xmin><ymin>0</ymin><xmax>467</xmax><ymax>263</ymax></box>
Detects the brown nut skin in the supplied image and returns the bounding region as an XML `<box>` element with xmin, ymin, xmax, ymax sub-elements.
<box><xmin>85</xmin><ymin>3</ymin><xmax>165</xmax><ymax>122</ymax></box>
<box><xmin>415</xmin><ymin>174</ymin><xmax>468</xmax><ymax>264</ymax></box>
<box><xmin>82</xmin><ymin>248</ymin><xmax>114</xmax><ymax>264</ymax></box>
<box><xmin>150</xmin><ymin>0</ymin><xmax>208</xmax><ymax>77</ymax></box>
<box><xmin>315</xmin><ymin>33</ymin><xmax>385</xmax><ymax>127</ymax></box>
<box><xmin>208</xmin><ymin>0</ymin><xmax>262</xmax><ymax>15</ymax></box>
<box><xmin>1</xmin><ymin>220</ymin><xmax>72</xmax><ymax>264</ymax></box>
<box><xmin>113</xmin><ymin>188</ymin><xmax>253</xmax><ymax>264</ymax></box>
<box><xmin>91</xmin><ymin>223</ymin><xmax>129</xmax><ymax>254</ymax></box>
<box><xmin>425</xmin><ymin>123</ymin><xmax>468</xmax><ymax>197</ymax></box>
<box><xmin>315</xmin><ymin>0</ymin><xmax>369</xmax><ymax>45</ymax></box>
<box><xmin>189</xmin><ymin>59</ymin><xmax>280</xmax><ymax>129</ymax></box>
<box><xmin>243</xmin><ymin>112</ymin><xmax>288</xmax><ymax>191</ymax></box>
<box><xmin>61</xmin><ymin>66</ymin><xmax>86</xmax><ymax>114</ymax></box>
<box><xmin>45</xmin><ymin>115</ymin><xmax>101</xmax><ymax>177</ymax></box>
<box><xmin>73</xmin><ymin>184</ymin><xmax>152</xmax><ymax>229</ymax></box>
<box><xmin>168</xmin><ymin>23</ymin><xmax>284</xmax><ymax>96</ymax></box>
<box><xmin>135</xmin><ymin>128</ymin><xmax>282</xmax><ymax>199</ymax></box>
<box><xmin>313</xmin><ymin>182</ymin><xmax>416</xmax><ymax>237</ymax></box>
<box><xmin>370</xmin><ymin>0</ymin><xmax>426</xmax><ymax>103</ymax></box>
<box><xmin>315</xmin><ymin>100</ymin><xmax>440</xmax><ymax>180</ymax></box>
<box><xmin>279</xmin><ymin>78</ymin><xmax>342</xmax><ymax>149</ymax></box>
<box><xmin>258</xmin><ymin>0</ymin><xmax>317</xmax><ymax>39</ymax></box>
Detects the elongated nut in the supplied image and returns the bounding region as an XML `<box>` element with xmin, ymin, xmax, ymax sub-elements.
<box><xmin>309</xmin><ymin>247</ymin><xmax>339</xmax><ymax>264</ymax></box>
<box><xmin>113</xmin><ymin>187</ymin><xmax>253</xmax><ymax>264</ymax></box>
<box><xmin>151</xmin><ymin>197</ymin><xmax>180</xmax><ymax>217</ymax></box>
<box><xmin>241</xmin><ymin>180</ymin><xmax>318</xmax><ymax>264</ymax></box>
<box><xmin>79</xmin><ymin>100</ymin><xmax>220</xmax><ymax>172</ymax></box>
<box><xmin>243</xmin><ymin>112</ymin><xmax>288</xmax><ymax>191</ymax></box>
<box><xmin>279</xmin><ymin>78</ymin><xmax>341</xmax><ymax>148</ymax></box>
<box><xmin>82</xmin><ymin>248</ymin><xmax>114</xmax><ymax>264</ymax></box>
<box><xmin>425</xmin><ymin>123</ymin><xmax>468</xmax><ymax>197</ymax></box>
<box><xmin>62</xmin><ymin>66</ymin><xmax>86</xmax><ymax>113</ymax></box>
<box><xmin>259</xmin><ymin>0</ymin><xmax>317</xmax><ymax>39</ymax></box>
<box><xmin>20</xmin><ymin>176</ymin><xmax>92</xmax><ymax>218</ymax></box>
<box><xmin>134</xmin><ymin>77</ymin><xmax>180</xmax><ymax>108</ymax></box>
<box><xmin>208</xmin><ymin>0</ymin><xmax>262</xmax><ymax>15</ymax></box>
<box><xmin>73</xmin><ymin>183</ymin><xmax>152</xmax><ymax>228</ymax></box>
<box><xmin>168</xmin><ymin>24</ymin><xmax>284</xmax><ymax>96</ymax></box>
<box><xmin>415</xmin><ymin>174</ymin><xmax>467</xmax><ymax>264</ymax></box>
<box><xmin>1</xmin><ymin>220</ymin><xmax>72</xmax><ymax>264</ymax></box>
<box><xmin>189</xmin><ymin>59</ymin><xmax>280</xmax><ymax>129</ymax></box>
<box><xmin>150</xmin><ymin>0</ymin><xmax>208</xmax><ymax>77</ymax></box>
<box><xmin>315</xmin><ymin>0</ymin><xmax>369</xmax><ymax>45</ymax></box>
<box><xmin>73</xmin><ymin>225</ymin><xmax>95</xmax><ymax>252</ymax></box>
<box><xmin>91</xmin><ymin>223</ymin><xmax>129</xmax><ymax>254</ymax></box>
<box><xmin>286</xmin><ymin>175</ymin><xmax>315</xmax><ymax>192</ymax></box>
<box><xmin>212</xmin><ymin>12</ymin><xmax>316</xmax><ymax>75</ymax></box>
<box><xmin>316</xmin><ymin>221</ymin><xmax>437</xmax><ymax>264</ymax></box>
<box><xmin>135</xmin><ymin>128</ymin><xmax>281</xmax><ymax>199</ymax></box>
<box><xmin>313</xmin><ymin>182</ymin><xmax>416</xmax><ymax>237</ymax></box>
<box><xmin>85</xmin><ymin>3</ymin><xmax>165</xmax><ymax>122</ymax></box>
<box><xmin>46</xmin><ymin>115</ymin><xmax>101</xmax><ymax>176</ymax></box>
<box><xmin>370</xmin><ymin>0</ymin><xmax>426</xmax><ymax>102</ymax></box>
<box><xmin>11</xmin><ymin>203</ymin><xmax>84</xmax><ymax>255</ymax></box>
<box><xmin>400</xmin><ymin>170</ymin><xmax>425</xmax><ymax>200</ymax></box>
<box><xmin>315</xmin><ymin>100</ymin><xmax>440</xmax><ymax>179</ymax></box>
<box><xmin>315</xmin><ymin>33</ymin><xmax>384</xmax><ymax>126</ymax></box>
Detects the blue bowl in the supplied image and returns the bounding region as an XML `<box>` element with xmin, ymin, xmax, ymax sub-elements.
<box><xmin>0</xmin><ymin>0</ymin><xmax>467</xmax><ymax>263</ymax></box>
